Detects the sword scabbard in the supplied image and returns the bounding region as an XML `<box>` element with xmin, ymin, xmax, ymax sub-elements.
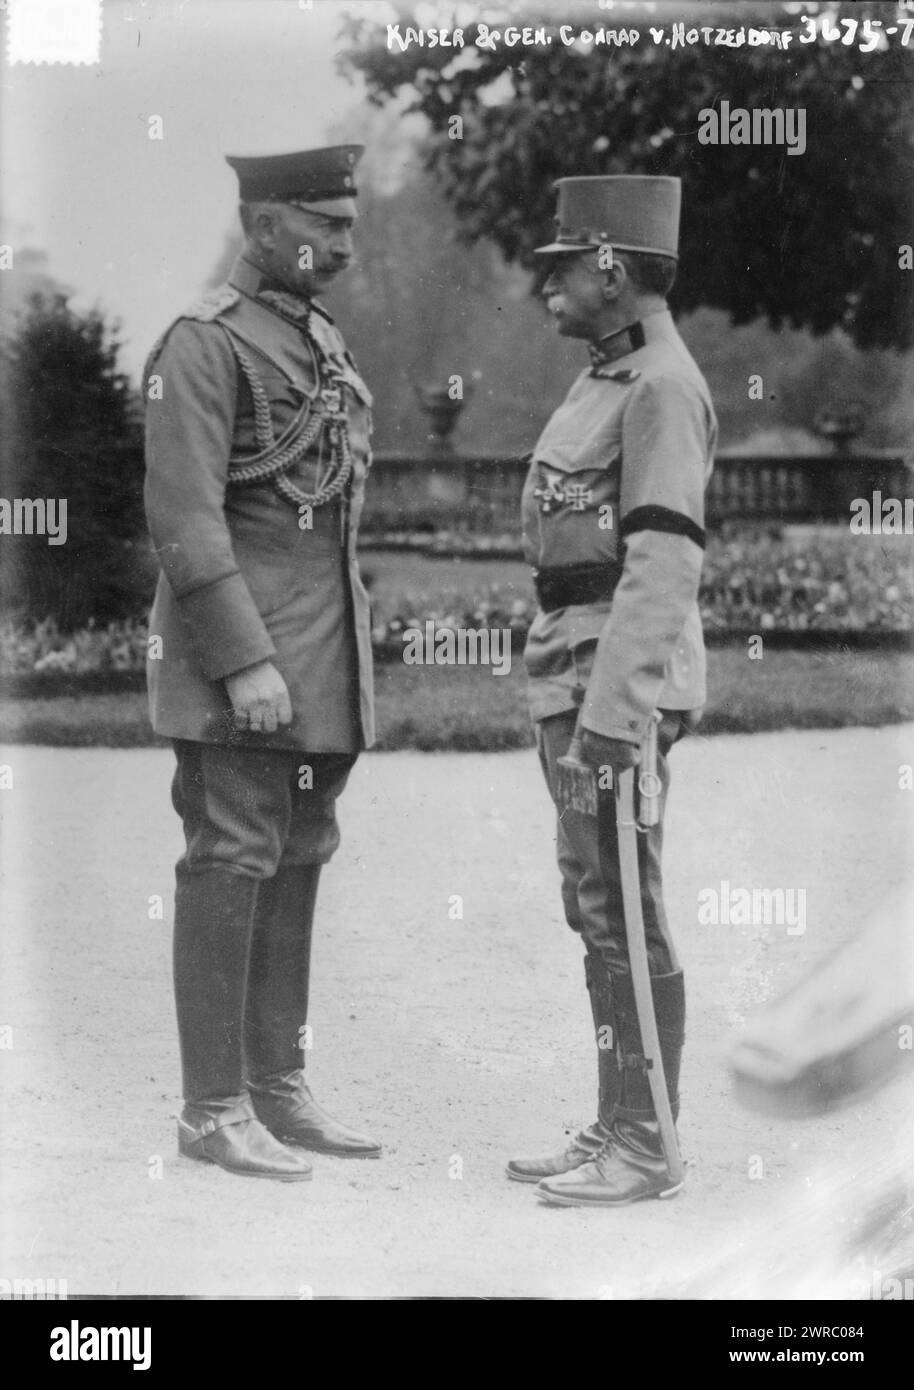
<box><xmin>616</xmin><ymin>765</ymin><xmax>685</xmax><ymax>1190</ymax></box>
<box><xmin>636</xmin><ymin>710</ymin><xmax>662</xmax><ymax>830</ymax></box>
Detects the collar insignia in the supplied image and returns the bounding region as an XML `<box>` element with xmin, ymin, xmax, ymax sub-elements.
<box><xmin>258</xmin><ymin>289</ymin><xmax>313</xmax><ymax>326</ymax></box>
<box><xmin>588</xmin><ymin>320</ymin><xmax>646</xmax><ymax>375</ymax></box>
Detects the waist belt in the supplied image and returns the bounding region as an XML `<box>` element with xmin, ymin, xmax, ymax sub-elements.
<box><xmin>533</xmin><ymin>561</ymin><xmax>623</xmax><ymax>613</ymax></box>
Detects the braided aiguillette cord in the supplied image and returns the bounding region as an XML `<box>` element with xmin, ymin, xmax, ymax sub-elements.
<box><xmin>222</xmin><ymin>323</ymin><xmax>356</xmax><ymax>509</ymax></box>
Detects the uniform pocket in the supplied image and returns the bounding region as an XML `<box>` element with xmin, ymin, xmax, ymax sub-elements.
<box><xmin>529</xmin><ymin>459</ymin><xmax>621</xmax><ymax>570</ymax></box>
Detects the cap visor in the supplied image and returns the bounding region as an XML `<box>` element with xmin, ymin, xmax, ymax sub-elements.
<box><xmin>290</xmin><ymin>196</ymin><xmax>358</xmax><ymax>218</ymax></box>
<box><xmin>533</xmin><ymin>241</ymin><xmax>592</xmax><ymax>255</ymax></box>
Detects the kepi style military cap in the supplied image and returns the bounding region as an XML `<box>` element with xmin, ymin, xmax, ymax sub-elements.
<box><xmin>535</xmin><ymin>175</ymin><xmax>681</xmax><ymax>259</ymax></box>
<box><xmin>225</xmin><ymin>145</ymin><xmax>364</xmax><ymax>217</ymax></box>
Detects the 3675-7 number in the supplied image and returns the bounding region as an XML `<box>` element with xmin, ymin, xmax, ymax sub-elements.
<box><xmin>797</xmin><ymin>13</ymin><xmax>913</xmax><ymax>48</ymax></box>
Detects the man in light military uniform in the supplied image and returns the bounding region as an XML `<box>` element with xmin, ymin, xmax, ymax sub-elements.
<box><xmin>144</xmin><ymin>146</ymin><xmax>381</xmax><ymax>1180</ymax></box>
<box><xmin>507</xmin><ymin>176</ymin><xmax>717</xmax><ymax>1206</ymax></box>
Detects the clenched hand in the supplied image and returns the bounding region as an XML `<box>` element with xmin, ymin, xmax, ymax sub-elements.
<box><xmin>225</xmin><ymin>660</ymin><xmax>292</xmax><ymax>734</ymax></box>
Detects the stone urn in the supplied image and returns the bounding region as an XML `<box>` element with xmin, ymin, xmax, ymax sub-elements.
<box><xmin>414</xmin><ymin>381</ymin><xmax>474</xmax><ymax>453</ymax></box>
<box><xmin>813</xmin><ymin>404</ymin><xmax>865</xmax><ymax>456</ymax></box>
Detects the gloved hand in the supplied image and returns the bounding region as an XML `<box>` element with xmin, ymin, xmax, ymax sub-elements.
<box><xmin>580</xmin><ymin>729</ymin><xmax>639</xmax><ymax>775</ymax></box>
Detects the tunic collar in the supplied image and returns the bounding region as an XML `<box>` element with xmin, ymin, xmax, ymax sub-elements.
<box><xmin>587</xmin><ymin>307</ymin><xmax>673</xmax><ymax>374</ymax></box>
<box><xmin>227</xmin><ymin>254</ymin><xmax>331</xmax><ymax>327</ymax></box>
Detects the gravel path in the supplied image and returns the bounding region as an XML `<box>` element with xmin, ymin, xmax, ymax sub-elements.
<box><xmin>1</xmin><ymin>727</ymin><xmax>912</xmax><ymax>1299</ymax></box>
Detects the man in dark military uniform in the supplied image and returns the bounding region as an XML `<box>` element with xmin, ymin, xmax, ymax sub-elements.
<box><xmin>144</xmin><ymin>146</ymin><xmax>380</xmax><ymax>1180</ymax></box>
<box><xmin>506</xmin><ymin>176</ymin><xmax>717</xmax><ymax>1206</ymax></box>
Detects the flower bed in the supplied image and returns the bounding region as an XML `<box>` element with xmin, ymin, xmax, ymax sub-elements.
<box><xmin>1</xmin><ymin>525</ymin><xmax>910</xmax><ymax>681</ymax></box>
<box><xmin>364</xmin><ymin>525</ymin><xmax>913</xmax><ymax>655</ymax></box>
<box><xmin>699</xmin><ymin>525</ymin><xmax>913</xmax><ymax>634</ymax></box>
<box><xmin>0</xmin><ymin>617</ymin><xmax>150</xmax><ymax>677</ymax></box>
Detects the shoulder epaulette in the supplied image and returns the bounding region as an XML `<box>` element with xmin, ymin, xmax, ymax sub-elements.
<box><xmin>143</xmin><ymin>284</ymin><xmax>241</xmax><ymax>379</ymax></box>
<box><xmin>181</xmin><ymin>283</ymin><xmax>241</xmax><ymax>322</ymax></box>
<box><xmin>593</xmin><ymin>367</ymin><xmax>641</xmax><ymax>384</ymax></box>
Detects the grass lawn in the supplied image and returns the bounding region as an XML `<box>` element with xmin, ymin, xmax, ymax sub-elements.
<box><xmin>360</xmin><ymin>550</ymin><xmax>532</xmax><ymax>600</ymax></box>
<box><xmin>1</xmin><ymin>648</ymin><xmax>912</xmax><ymax>750</ymax></box>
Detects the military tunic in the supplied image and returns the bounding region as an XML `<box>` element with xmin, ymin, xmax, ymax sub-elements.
<box><xmin>522</xmin><ymin>307</ymin><xmax>716</xmax><ymax>743</ymax></box>
<box><xmin>523</xmin><ymin>308</ymin><xmax>717</xmax><ymax>974</ymax></box>
<box><xmin>144</xmin><ymin>254</ymin><xmax>375</xmax><ymax>754</ymax></box>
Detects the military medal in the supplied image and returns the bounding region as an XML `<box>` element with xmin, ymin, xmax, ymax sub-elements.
<box><xmin>533</xmin><ymin>471</ymin><xmax>593</xmax><ymax>514</ymax></box>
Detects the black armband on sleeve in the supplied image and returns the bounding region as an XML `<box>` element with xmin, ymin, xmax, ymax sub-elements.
<box><xmin>620</xmin><ymin>505</ymin><xmax>706</xmax><ymax>551</ymax></box>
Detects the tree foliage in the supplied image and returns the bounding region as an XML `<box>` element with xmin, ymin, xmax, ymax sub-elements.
<box><xmin>0</xmin><ymin>293</ymin><xmax>153</xmax><ymax>628</ymax></box>
<box><xmin>340</xmin><ymin>1</ymin><xmax>913</xmax><ymax>349</ymax></box>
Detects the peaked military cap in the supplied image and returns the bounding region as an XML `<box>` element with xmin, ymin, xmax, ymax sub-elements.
<box><xmin>225</xmin><ymin>145</ymin><xmax>364</xmax><ymax>216</ymax></box>
<box><xmin>535</xmin><ymin>175</ymin><xmax>681</xmax><ymax>259</ymax></box>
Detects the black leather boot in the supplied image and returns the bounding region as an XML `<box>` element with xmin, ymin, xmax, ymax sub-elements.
<box><xmin>506</xmin><ymin>953</ymin><xmax>620</xmax><ymax>1183</ymax></box>
<box><xmin>177</xmin><ymin>1094</ymin><xmax>313</xmax><ymax>1181</ymax></box>
<box><xmin>245</xmin><ymin>865</ymin><xmax>382</xmax><ymax>1158</ymax></box>
<box><xmin>537</xmin><ymin>970</ymin><xmax>685</xmax><ymax>1206</ymax></box>
<box><xmin>173</xmin><ymin>866</ymin><xmax>312</xmax><ymax>1181</ymax></box>
<box><xmin>250</xmin><ymin>1069</ymin><xmax>382</xmax><ymax>1158</ymax></box>
<box><xmin>245</xmin><ymin>864</ymin><xmax>321</xmax><ymax>1076</ymax></box>
<box><xmin>589</xmin><ymin>951</ymin><xmax>622</xmax><ymax>1132</ymax></box>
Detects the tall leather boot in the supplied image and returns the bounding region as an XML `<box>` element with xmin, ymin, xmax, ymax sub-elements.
<box><xmin>173</xmin><ymin>866</ymin><xmax>312</xmax><ymax>1181</ymax></box>
<box><xmin>537</xmin><ymin>969</ymin><xmax>685</xmax><ymax>1206</ymax></box>
<box><xmin>246</xmin><ymin>865</ymin><xmax>382</xmax><ymax>1158</ymax></box>
<box><xmin>506</xmin><ymin>953</ymin><xmax>621</xmax><ymax>1182</ymax></box>
<box><xmin>588</xmin><ymin>951</ymin><xmax>622</xmax><ymax>1133</ymax></box>
<box><xmin>245</xmin><ymin>863</ymin><xmax>321</xmax><ymax>1076</ymax></box>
